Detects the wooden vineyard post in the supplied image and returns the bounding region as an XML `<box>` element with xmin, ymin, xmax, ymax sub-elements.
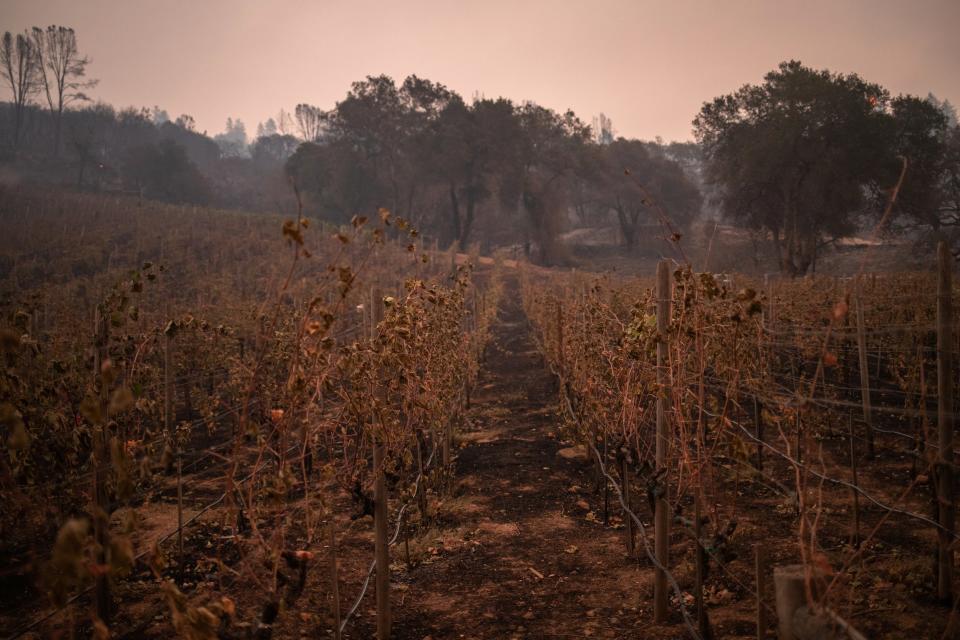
<box><xmin>622</xmin><ymin>455</ymin><xmax>635</xmax><ymax>554</ymax></box>
<box><xmin>753</xmin><ymin>396</ymin><xmax>763</xmax><ymax>472</ymax></box>
<box><xmin>654</xmin><ymin>259</ymin><xmax>671</xmax><ymax>623</ymax></box>
<box><xmin>848</xmin><ymin>412</ymin><xmax>861</xmax><ymax>549</ymax></box>
<box><xmin>92</xmin><ymin>307</ymin><xmax>111</xmax><ymax>623</ymax></box>
<box><xmin>875</xmin><ymin>341</ymin><xmax>883</xmax><ymax>381</ymax></box>
<box><xmin>854</xmin><ymin>277</ymin><xmax>875</xmax><ymax>458</ymax></box>
<box><xmin>695</xmin><ymin>498</ymin><xmax>710</xmax><ymax>639</ymax></box>
<box><xmin>602</xmin><ymin>434</ymin><xmax>610</xmax><ymax>525</ymax></box>
<box><xmin>176</xmin><ymin>453</ymin><xmax>184</xmax><ymax>571</ymax></box>
<box><xmin>795</xmin><ymin>410</ymin><xmax>803</xmax><ymax>465</ymax></box>
<box><xmin>165</xmin><ymin>332</ymin><xmax>185</xmax><ymax>571</ymax></box>
<box><xmin>373</xmin><ymin>440</ymin><xmax>391</xmax><ymax>639</ymax></box>
<box><xmin>369</xmin><ymin>286</ymin><xmax>378</xmax><ymax>339</ymax></box>
<box><xmin>441</xmin><ymin>418</ymin><xmax>452</xmax><ymax>495</ymax></box>
<box><xmin>415</xmin><ymin>430</ymin><xmax>428</xmax><ymax>521</ymax></box>
<box><xmin>556</xmin><ymin>298</ymin><xmax>564</xmax><ymax>373</ymax></box>
<box><xmin>937</xmin><ymin>241</ymin><xmax>955</xmax><ymax>602</ymax></box>
<box><xmin>329</xmin><ymin>521</ymin><xmax>342</xmax><ymax>640</ymax></box>
<box><xmin>164</xmin><ymin>329</ymin><xmax>173</xmax><ymax>434</ymax></box>
<box><xmin>592</xmin><ymin>425</ymin><xmax>603</xmax><ymax>492</ymax></box>
<box><xmin>755</xmin><ymin>546</ymin><xmax>765</xmax><ymax>640</ymax></box>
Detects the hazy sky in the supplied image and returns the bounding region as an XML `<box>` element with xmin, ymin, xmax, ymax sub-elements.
<box><xmin>4</xmin><ymin>0</ymin><xmax>959</xmax><ymax>141</ymax></box>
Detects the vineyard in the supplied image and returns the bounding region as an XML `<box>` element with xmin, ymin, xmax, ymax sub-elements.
<box><xmin>0</xmin><ymin>186</ymin><xmax>958</xmax><ymax>640</ymax></box>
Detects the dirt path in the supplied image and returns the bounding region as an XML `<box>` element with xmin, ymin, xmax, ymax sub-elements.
<box><xmin>386</xmin><ymin>276</ymin><xmax>684</xmax><ymax>639</ymax></box>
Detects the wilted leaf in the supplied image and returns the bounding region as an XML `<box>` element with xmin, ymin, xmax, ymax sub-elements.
<box><xmin>109</xmin><ymin>387</ymin><xmax>134</xmax><ymax>416</ymax></box>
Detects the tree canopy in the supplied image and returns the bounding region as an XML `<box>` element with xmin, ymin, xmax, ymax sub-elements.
<box><xmin>695</xmin><ymin>60</ymin><xmax>960</xmax><ymax>273</ymax></box>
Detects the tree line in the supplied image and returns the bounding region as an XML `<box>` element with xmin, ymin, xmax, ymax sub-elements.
<box><xmin>0</xmin><ymin>26</ymin><xmax>301</xmax><ymax>213</ymax></box>
<box><xmin>2</xmin><ymin>25</ymin><xmax>958</xmax><ymax>270</ymax></box>
<box><xmin>285</xmin><ymin>75</ymin><xmax>703</xmax><ymax>262</ymax></box>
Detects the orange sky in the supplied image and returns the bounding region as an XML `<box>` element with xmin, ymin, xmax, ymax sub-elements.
<box><xmin>5</xmin><ymin>0</ymin><xmax>959</xmax><ymax>141</ymax></box>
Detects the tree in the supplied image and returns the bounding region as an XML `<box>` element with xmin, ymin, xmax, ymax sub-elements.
<box><xmin>67</xmin><ymin>102</ymin><xmax>117</xmax><ymax>188</ymax></box>
<box><xmin>151</xmin><ymin>106</ymin><xmax>169</xmax><ymax>125</ymax></box>
<box><xmin>0</xmin><ymin>31</ymin><xmax>41</xmax><ymax>154</ymax></box>
<box><xmin>159</xmin><ymin>119</ymin><xmax>221</xmax><ymax>169</ymax></box>
<box><xmin>31</xmin><ymin>25</ymin><xmax>97</xmax><ymax>156</ymax></box>
<box><xmin>886</xmin><ymin>95</ymin><xmax>960</xmax><ymax>255</ymax></box>
<box><xmin>214</xmin><ymin>117</ymin><xmax>248</xmax><ymax>157</ymax></box>
<box><xmin>256</xmin><ymin>117</ymin><xmax>277</xmax><ymax>138</ymax></box>
<box><xmin>122</xmin><ymin>139</ymin><xmax>210</xmax><ymax>204</ymax></box>
<box><xmin>927</xmin><ymin>93</ymin><xmax>958</xmax><ymax>128</ymax></box>
<box><xmin>324</xmin><ymin>74</ymin><xmax>454</xmax><ymax>221</ymax></box>
<box><xmin>322</xmin><ymin>75</ymin><xmax>408</xmax><ymax>215</ymax></box>
<box><xmin>286</xmin><ymin>139</ymin><xmax>385</xmax><ymax>224</ymax></box>
<box><xmin>510</xmin><ymin>103</ymin><xmax>591</xmax><ymax>264</ymax></box>
<box><xmin>592</xmin><ymin>113</ymin><xmax>615</xmax><ymax>145</ymax></box>
<box><xmin>941</xmin><ymin>126</ymin><xmax>960</xmax><ymax>257</ymax></box>
<box><xmin>276</xmin><ymin>108</ymin><xmax>294</xmax><ymax>136</ymax></box>
<box><xmin>695</xmin><ymin>60</ymin><xmax>889</xmax><ymax>275</ymax></box>
<box><xmin>600</xmin><ymin>139</ymin><xmax>702</xmax><ymax>251</ymax></box>
<box><xmin>251</xmin><ymin>133</ymin><xmax>299</xmax><ymax>168</ymax></box>
<box><xmin>294</xmin><ymin>104</ymin><xmax>323</xmax><ymax>142</ymax></box>
<box><xmin>175</xmin><ymin>114</ymin><xmax>196</xmax><ymax>131</ymax></box>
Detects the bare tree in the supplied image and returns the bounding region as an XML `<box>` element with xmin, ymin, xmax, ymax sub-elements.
<box><xmin>0</xmin><ymin>30</ymin><xmax>41</xmax><ymax>153</ymax></box>
<box><xmin>276</xmin><ymin>108</ymin><xmax>294</xmax><ymax>136</ymax></box>
<box><xmin>31</xmin><ymin>26</ymin><xmax>97</xmax><ymax>156</ymax></box>
<box><xmin>294</xmin><ymin>103</ymin><xmax>324</xmax><ymax>142</ymax></box>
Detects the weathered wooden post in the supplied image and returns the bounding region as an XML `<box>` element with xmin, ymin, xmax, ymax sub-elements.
<box><xmin>556</xmin><ymin>298</ymin><xmax>564</xmax><ymax>373</ymax></box>
<box><xmin>695</xmin><ymin>498</ymin><xmax>710</xmax><ymax>638</ymax></box>
<box><xmin>753</xmin><ymin>396</ymin><xmax>764</xmax><ymax>472</ymax></box>
<box><xmin>621</xmin><ymin>454</ymin><xmax>634</xmax><ymax>554</ymax></box>
<box><xmin>854</xmin><ymin>278</ymin><xmax>875</xmax><ymax>458</ymax></box>
<box><xmin>848</xmin><ymin>413</ymin><xmax>860</xmax><ymax>549</ymax></box>
<box><xmin>369</xmin><ymin>286</ymin><xmax>379</xmax><ymax>339</ymax></box>
<box><xmin>164</xmin><ymin>329</ymin><xmax>174</xmax><ymax>434</ymax></box>
<box><xmin>373</xmin><ymin>440</ymin><xmax>391</xmax><ymax>639</ymax></box>
<box><xmin>774</xmin><ymin>565</ymin><xmax>866</xmax><ymax>639</ymax></box>
<box><xmin>795</xmin><ymin>409</ymin><xmax>803</xmax><ymax>465</ymax></box>
<box><xmin>329</xmin><ymin>521</ymin><xmax>342</xmax><ymax>640</ymax></box>
<box><xmin>755</xmin><ymin>546</ymin><xmax>765</xmax><ymax>640</ymax></box>
<box><xmin>654</xmin><ymin>259</ymin><xmax>671</xmax><ymax>623</ymax></box>
<box><xmin>774</xmin><ymin>565</ymin><xmax>814</xmax><ymax>640</ymax></box>
<box><xmin>937</xmin><ymin>241</ymin><xmax>955</xmax><ymax>602</ymax></box>
<box><xmin>415</xmin><ymin>430</ymin><xmax>428</xmax><ymax>521</ymax></box>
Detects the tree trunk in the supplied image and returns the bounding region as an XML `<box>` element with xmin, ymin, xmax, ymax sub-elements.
<box><xmin>13</xmin><ymin>104</ymin><xmax>23</xmax><ymax>154</ymax></box>
<box><xmin>770</xmin><ymin>226</ymin><xmax>784</xmax><ymax>270</ymax></box>
<box><xmin>616</xmin><ymin>209</ymin><xmax>632</xmax><ymax>251</ymax></box>
<box><xmin>781</xmin><ymin>196</ymin><xmax>800</xmax><ymax>276</ymax></box>
<box><xmin>448</xmin><ymin>183</ymin><xmax>462</xmax><ymax>249</ymax></box>
<box><xmin>615</xmin><ymin>204</ymin><xmax>638</xmax><ymax>252</ymax></box>
<box><xmin>54</xmin><ymin>106</ymin><xmax>63</xmax><ymax>158</ymax></box>
<box><xmin>458</xmin><ymin>188</ymin><xmax>476</xmax><ymax>249</ymax></box>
